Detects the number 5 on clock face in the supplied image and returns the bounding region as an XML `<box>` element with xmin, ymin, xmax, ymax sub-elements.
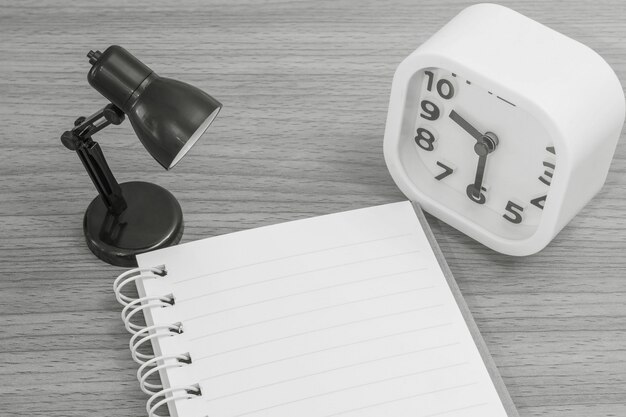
<box><xmin>383</xmin><ymin>4</ymin><xmax>624</xmax><ymax>256</ymax></box>
<box><xmin>411</xmin><ymin>67</ymin><xmax>554</xmax><ymax>237</ymax></box>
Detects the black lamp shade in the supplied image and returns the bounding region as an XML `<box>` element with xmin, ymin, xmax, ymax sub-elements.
<box><xmin>87</xmin><ymin>45</ymin><xmax>221</xmax><ymax>169</ymax></box>
<box><xmin>128</xmin><ymin>76</ymin><xmax>221</xmax><ymax>169</ymax></box>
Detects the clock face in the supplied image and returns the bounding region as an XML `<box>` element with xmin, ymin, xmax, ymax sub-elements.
<box><xmin>404</xmin><ymin>67</ymin><xmax>556</xmax><ymax>239</ymax></box>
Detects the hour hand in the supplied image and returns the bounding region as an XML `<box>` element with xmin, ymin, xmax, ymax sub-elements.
<box><xmin>449</xmin><ymin>110</ymin><xmax>483</xmax><ymax>142</ymax></box>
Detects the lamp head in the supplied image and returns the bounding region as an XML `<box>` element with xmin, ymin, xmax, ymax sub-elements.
<box><xmin>87</xmin><ymin>45</ymin><xmax>222</xmax><ymax>169</ymax></box>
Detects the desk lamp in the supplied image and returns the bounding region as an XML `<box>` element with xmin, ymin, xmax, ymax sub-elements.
<box><xmin>61</xmin><ymin>45</ymin><xmax>221</xmax><ymax>267</ymax></box>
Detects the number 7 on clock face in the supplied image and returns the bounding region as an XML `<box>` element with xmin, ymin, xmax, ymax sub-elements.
<box><xmin>411</xmin><ymin>67</ymin><xmax>555</xmax><ymax>238</ymax></box>
<box><xmin>383</xmin><ymin>4</ymin><xmax>624</xmax><ymax>256</ymax></box>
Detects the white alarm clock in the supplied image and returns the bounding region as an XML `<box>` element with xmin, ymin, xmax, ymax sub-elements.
<box><xmin>383</xmin><ymin>3</ymin><xmax>625</xmax><ymax>256</ymax></box>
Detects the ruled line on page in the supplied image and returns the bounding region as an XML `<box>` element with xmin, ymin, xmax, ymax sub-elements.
<box><xmin>199</xmin><ymin>322</ymin><xmax>454</xmax><ymax>376</ymax></box>
<box><xmin>181</xmin><ymin>267</ymin><xmax>428</xmax><ymax>321</ymax></box>
<box><xmin>229</xmin><ymin>365</ymin><xmax>474</xmax><ymax>416</ymax></box>
<box><xmin>205</xmin><ymin>344</ymin><xmax>463</xmax><ymax>403</ymax></box>
<box><xmin>181</xmin><ymin>249</ymin><xmax>421</xmax><ymax>303</ymax></box>
<box><xmin>325</xmin><ymin>400</ymin><xmax>489</xmax><ymax>417</ymax></box>
<box><xmin>189</xmin><ymin>286</ymin><xmax>441</xmax><ymax>340</ymax></box>
<box><xmin>176</xmin><ymin>232</ymin><xmax>417</xmax><ymax>284</ymax></box>
<box><xmin>191</xmin><ymin>303</ymin><xmax>445</xmax><ymax>350</ymax></box>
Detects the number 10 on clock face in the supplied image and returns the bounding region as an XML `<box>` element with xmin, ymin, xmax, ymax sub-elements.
<box><xmin>383</xmin><ymin>4</ymin><xmax>624</xmax><ymax>256</ymax></box>
<box><xmin>409</xmin><ymin>68</ymin><xmax>555</xmax><ymax>240</ymax></box>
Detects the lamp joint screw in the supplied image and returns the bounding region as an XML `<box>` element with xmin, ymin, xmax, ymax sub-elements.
<box><xmin>103</xmin><ymin>104</ymin><xmax>125</xmax><ymax>125</ymax></box>
<box><xmin>61</xmin><ymin>131</ymin><xmax>82</xmax><ymax>151</ymax></box>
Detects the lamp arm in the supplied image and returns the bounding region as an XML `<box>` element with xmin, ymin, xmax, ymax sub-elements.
<box><xmin>61</xmin><ymin>104</ymin><xmax>128</xmax><ymax>215</ymax></box>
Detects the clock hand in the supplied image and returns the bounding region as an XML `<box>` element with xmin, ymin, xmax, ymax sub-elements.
<box><xmin>466</xmin><ymin>132</ymin><xmax>499</xmax><ymax>205</ymax></box>
<box><xmin>449</xmin><ymin>109</ymin><xmax>499</xmax><ymax>204</ymax></box>
<box><xmin>467</xmin><ymin>154</ymin><xmax>487</xmax><ymax>200</ymax></box>
<box><xmin>449</xmin><ymin>110</ymin><xmax>483</xmax><ymax>141</ymax></box>
<box><xmin>467</xmin><ymin>153</ymin><xmax>488</xmax><ymax>204</ymax></box>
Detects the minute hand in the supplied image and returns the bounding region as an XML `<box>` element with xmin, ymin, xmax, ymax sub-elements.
<box><xmin>466</xmin><ymin>153</ymin><xmax>488</xmax><ymax>204</ymax></box>
<box><xmin>473</xmin><ymin>153</ymin><xmax>487</xmax><ymax>192</ymax></box>
<box><xmin>449</xmin><ymin>110</ymin><xmax>483</xmax><ymax>141</ymax></box>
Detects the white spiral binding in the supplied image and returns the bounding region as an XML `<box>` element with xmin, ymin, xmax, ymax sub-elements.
<box><xmin>116</xmin><ymin>266</ymin><xmax>198</xmax><ymax>417</ymax></box>
<box><xmin>121</xmin><ymin>295</ymin><xmax>174</xmax><ymax>334</ymax></box>
<box><xmin>122</xmin><ymin>295</ymin><xmax>174</xmax><ymax>334</ymax></box>
<box><xmin>147</xmin><ymin>385</ymin><xmax>201</xmax><ymax>417</ymax></box>
<box><xmin>137</xmin><ymin>353</ymin><xmax>191</xmax><ymax>395</ymax></box>
<box><xmin>129</xmin><ymin>323</ymin><xmax>183</xmax><ymax>365</ymax></box>
<box><xmin>113</xmin><ymin>265</ymin><xmax>166</xmax><ymax>306</ymax></box>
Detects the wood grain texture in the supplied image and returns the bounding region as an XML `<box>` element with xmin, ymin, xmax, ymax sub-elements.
<box><xmin>0</xmin><ymin>0</ymin><xmax>625</xmax><ymax>416</ymax></box>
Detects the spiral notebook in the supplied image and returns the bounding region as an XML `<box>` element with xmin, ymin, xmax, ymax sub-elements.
<box><xmin>113</xmin><ymin>201</ymin><xmax>518</xmax><ymax>417</ymax></box>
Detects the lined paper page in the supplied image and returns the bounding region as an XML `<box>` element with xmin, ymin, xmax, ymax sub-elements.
<box><xmin>137</xmin><ymin>201</ymin><xmax>508</xmax><ymax>417</ymax></box>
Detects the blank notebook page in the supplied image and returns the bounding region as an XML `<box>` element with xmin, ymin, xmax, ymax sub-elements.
<box><xmin>136</xmin><ymin>201</ymin><xmax>509</xmax><ymax>417</ymax></box>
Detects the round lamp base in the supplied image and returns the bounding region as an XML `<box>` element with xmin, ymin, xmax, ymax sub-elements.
<box><xmin>84</xmin><ymin>181</ymin><xmax>184</xmax><ymax>267</ymax></box>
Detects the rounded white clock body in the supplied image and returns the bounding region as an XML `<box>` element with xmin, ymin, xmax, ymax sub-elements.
<box><xmin>384</xmin><ymin>4</ymin><xmax>624</xmax><ymax>256</ymax></box>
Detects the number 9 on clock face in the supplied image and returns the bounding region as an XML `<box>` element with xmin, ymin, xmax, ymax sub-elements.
<box><xmin>408</xmin><ymin>68</ymin><xmax>555</xmax><ymax>240</ymax></box>
<box><xmin>383</xmin><ymin>4</ymin><xmax>624</xmax><ymax>256</ymax></box>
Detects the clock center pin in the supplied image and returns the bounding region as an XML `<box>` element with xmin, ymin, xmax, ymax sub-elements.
<box><xmin>475</xmin><ymin>132</ymin><xmax>499</xmax><ymax>156</ymax></box>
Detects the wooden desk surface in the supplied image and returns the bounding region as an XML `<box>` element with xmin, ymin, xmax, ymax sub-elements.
<box><xmin>1</xmin><ymin>1</ymin><xmax>625</xmax><ymax>416</ymax></box>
